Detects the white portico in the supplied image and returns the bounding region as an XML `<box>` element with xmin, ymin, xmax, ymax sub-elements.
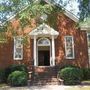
<box><xmin>29</xmin><ymin>23</ymin><xmax>59</xmax><ymax>66</ymax></box>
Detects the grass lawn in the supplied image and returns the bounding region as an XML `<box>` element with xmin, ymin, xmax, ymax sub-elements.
<box><xmin>66</xmin><ymin>86</ymin><xmax>90</xmax><ymax>90</ymax></box>
<box><xmin>0</xmin><ymin>83</ymin><xmax>7</xmax><ymax>87</ymax></box>
<box><xmin>82</xmin><ymin>80</ymin><xmax>90</xmax><ymax>83</ymax></box>
<box><xmin>81</xmin><ymin>80</ymin><xmax>90</xmax><ymax>85</ymax></box>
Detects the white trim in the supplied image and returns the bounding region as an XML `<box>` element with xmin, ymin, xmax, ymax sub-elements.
<box><xmin>37</xmin><ymin>38</ymin><xmax>50</xmax><ymax>46</ymax></box>
<box><xmin>37</xmin><ymin>42</ymin><xmax>38</xmax><ymax>66</ymax></box>
<box><xmin>64</xmin><ymin>10</ymin><xmax>79</xmax><ymax>22</ymax></box>
<box><xmin>87</xmin><ymin>33</ymin><xmax>90</xmax><ymax>65</ymax></box>
<box><xmin>50</xmin><ymin>41</ymin><xmax>52</xmax><ymax>66</ymax></box>
<box><xmin>51</xmin><ymin>36</ymin><xmax>55</xmax><ymax>66</ymax></box>
<box><xmin>13</xmin><ymin>36</ymin><xmax>23</xmax><ymax>60</ymax></box>
<box><xmin>34</xmin><ymin>36</ymin><xmax>37</xmax><ymax>66</ymax></box>
<box><xmin>64</xmin><ymin>36</ymin><xmax>75</xmax><ymax>59</ymax></box>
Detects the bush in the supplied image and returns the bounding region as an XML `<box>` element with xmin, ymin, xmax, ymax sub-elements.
<box><xmin>8</xmin><ymin>71</ymin><xmax>28</xmax><ymax>86</ymax></box>
<box><xmin>58</xmin><ymin>67</ymin><xmax>83</xmax><ymax>85</ymax></box>
<box><xmin>5</xmin><ymin>64</ymin><xmax>28</xmax><ymax>81</ymax></box>
<box><xmin>0</xmin><ymin>69</ymin><xmax>5</xmax><ymax>83</ymax></box>
<box><xmin>59</xmin><ymin>64</ymin><xmax>79</xmax><ymax>70</ymax></box>
<box><xmin>82</xmin><ymin>68</ymin><xmax>90</xmax><ymax>80</ymax></box>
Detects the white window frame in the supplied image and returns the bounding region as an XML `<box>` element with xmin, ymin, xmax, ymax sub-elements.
<box><xmin>87</xmin><ymin>33</ymin><xmax>90</xmax><ymax>47</ymax></box>
<box><xmin>87</xmin><ymin>33</ymin><xmax>90</xmax><ymax>64</ymax></box>
<box><xmin>37</xmin><ymin>38</ymin><xmax>50</xmax><ymax>46</ymax></box>
<box><xmin>13</xmin><ymin>36</ymin><xmax>23</xmax><ymax>60</ymax></box>
<box><xmin>64</xmin><ymin>36</ymin><xmax>75</xmax><ymax>59</ymax></box>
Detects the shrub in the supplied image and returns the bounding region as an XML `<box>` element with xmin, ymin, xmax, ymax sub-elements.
<box><xmin>0</xmin><ymin>69</ymin><xmax>5</xmax><ymax>83</ymax></box>
<box><xmin>5</xmin><ymin>64</ymin><xmax>28</xmax><ymax>81</ymax></box>
<box><xmin>59</xmin><ymin>64</ymin><xmax>79</xmax><ymax>70</ymax></box>
<box><xmin>8</xmin><ymin>71</ymin><xmax>28</xmax><ymax>86</ymax></box>
<box><xmin>82</xmin><ymin>68</ymin><xmax>90</xmax><ymax>80</ymax></box>
<box><xmin>58</xmin><ymin>67</ymin><xmax>83</xmax><ymax>85</ymax></box>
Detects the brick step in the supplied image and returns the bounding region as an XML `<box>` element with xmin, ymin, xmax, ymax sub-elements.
<box><xmin>32</xmin><ymin>81</ymin><xmax>59</xmax><ymax>85</ymax></box>
<box><xmin>34</xmin><ymin>66</ymin><xmax>57</xmax><ymax>73</ymax></box>
<box><xmin>31</xmin><ymin>78</ymin><xmax>59</xmax><ymax>85</ymax></box>
<box><xmin>28</xmin><ymin>66</ymin><xmax>59</xmax><ymax>85</ymax></box>
<box><xmin>34</xmin><ymin>76</ymin><xmax>57</xmax><ymax>81</ymax></box>
<box><xmin>35</xmin><ymin>70</ymin><xmax>57</xmax><ymax>73</ymax></box>
<box><xmin>34</xmin><ymin>77</ymin><xmax>58</xmax><ymax>82</ymax></box>
<box><xmin>34</xmin><ymin>72</ymin><xmax>57</xmax><ymax>75</ymax></box>
<box><xmin>34</xmin><ymin>73</ymin><xmax>57</xmax><ymax>76</ymax></box>
<box><xmin>31</xmin><ymin>73</ymin><xmax>57</xmax><ymax>79</ymax></box>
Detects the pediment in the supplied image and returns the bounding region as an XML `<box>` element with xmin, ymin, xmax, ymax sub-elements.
<box><xmin>29</xmin><ymin>23</ymin><xmax>59</xmax><ymax>39</ymax></box>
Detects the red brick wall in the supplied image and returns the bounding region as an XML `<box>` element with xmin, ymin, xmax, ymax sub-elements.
<box><xmin>0</xmin><ymin>40</ymin><xmax>13</xmax><ymax>69</ymax></box>
<box><xmin>55</xmin><ymin>13</ymin><xmax>89</xmax><ymax>68</ymax></box>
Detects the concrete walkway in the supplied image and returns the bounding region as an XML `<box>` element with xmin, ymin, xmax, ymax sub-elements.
<box><xmin>1</xmin><ymin>85</ymin><xmax>90</xmax><ymax>90</ymax></box>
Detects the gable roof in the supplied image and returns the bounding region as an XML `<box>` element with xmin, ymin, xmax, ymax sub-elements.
<box><xmin>64</xmin><ymin>9</ymin><xmax>79</xmax><ymax>22</ymax></box>
<box><xmin>44</xmin><ymin>0</ymin><xmax>79</xmax><ymax>22</ymax></box>
<box><xmin>0</xmin><ymin>0</ymin><xmax>79</xmax><ymax>27</ymax></box>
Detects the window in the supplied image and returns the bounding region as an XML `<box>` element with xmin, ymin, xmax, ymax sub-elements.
<box><xmin>65</xmin><ymin>36</ymin><xmax>75</xmax><ymax>59</ymax></box>
<box><xmin>14</xmin><ymin>36</ymin><xmax>23</xmax><ymax>60</ymax></box>
<box><xmin>87</xmin><ymin>33</ymin><xmax>90</xmax><ymax>64</ymax></box>
<box><xmin>87</xmin><ymin>33</ymin><xmax>90</xmax><ymax>47</ymax></box>
<box><xmin>37</xmin><ymin>38</ymin><xmax>50</xmax><ymax>46</ymax></box>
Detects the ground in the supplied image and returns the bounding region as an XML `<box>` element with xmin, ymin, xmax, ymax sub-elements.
<box><xmin>0</xmin><ymin>85</ymin><xmax>90</xmax><ymax>90</ymax></box>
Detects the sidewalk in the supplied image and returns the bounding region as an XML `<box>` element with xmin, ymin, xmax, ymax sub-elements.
<box><xmin>1</xmin><ymin>85</ymin><xmax>90</xmax><ymax>90</ymax></box>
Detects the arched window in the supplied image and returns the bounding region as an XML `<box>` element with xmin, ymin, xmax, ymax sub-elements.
<box><xmin>37</xmin><ymin>38</ymin><xmax>50</xmax><ymax>46</ymax></box>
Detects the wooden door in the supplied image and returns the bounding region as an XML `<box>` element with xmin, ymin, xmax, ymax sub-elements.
<box><xmin>38</xmin><ymin>51</ymin><xmax>50</xmax><ymax>66</ymax></box>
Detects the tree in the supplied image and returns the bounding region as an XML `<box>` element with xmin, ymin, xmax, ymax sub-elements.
<box><xmin>78</xmin><ymin>0</ymin><xmax>90</xmax><ymax>20</ymax></box>
<box><xmin>0</xmin><ymin>0</ymin><xmax>55</xmax><ymax>26</ymax></box>
<box><xmin>0</xmin><ymin>0</ymin><xmax>55</xmax><ymax>42</ymax></box>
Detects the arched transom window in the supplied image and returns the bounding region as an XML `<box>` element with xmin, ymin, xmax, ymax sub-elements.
<box><xmin>37</xmin><ymin>38</ymin><xmax>50</xmax><ymax>46</ymax></box>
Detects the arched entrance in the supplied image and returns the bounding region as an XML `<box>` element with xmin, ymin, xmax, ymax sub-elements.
<box><xmin>29</xmin><ymin>23</ymin><xmax>59</xmax><ymax>66</ymax></box>
<box><xmin>37</xmin><ymin>38</ymin><xmax>51</xmax><ymax>66</ymax></box>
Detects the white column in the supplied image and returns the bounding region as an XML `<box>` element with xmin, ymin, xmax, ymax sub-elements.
<box><xmin>34</xmin><ymin>36</ymin><xmax>37</xmax><ymax>66</ymax></box>
<box><xmin>52</xmin><ymin>36</ymin><xmax>55</xmax><ymax>66</ymax></box>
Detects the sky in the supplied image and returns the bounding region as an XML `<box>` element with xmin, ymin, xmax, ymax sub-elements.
<box><xmin>54</xmin><ymin>0</ymin><xmax>79</xmax><ymax>16</ymax></box>
<box><xmin>63</xmin><ymin>0</ymin><xmax>79</xmax><ymax>16</ymax></box>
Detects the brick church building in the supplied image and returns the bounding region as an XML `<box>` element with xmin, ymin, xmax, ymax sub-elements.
<box><xmin>0</xmin><ymin>0</ymin><xmax>90</xmax><ymax>84</ymax></box>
